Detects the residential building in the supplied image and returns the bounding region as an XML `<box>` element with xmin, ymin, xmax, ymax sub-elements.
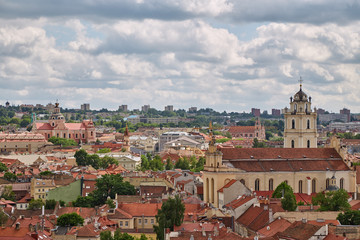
<box><xmin>141</xmin><ymin>105</ymin><xmax>150</xmax><ymax>112</ymax></box>
<box><xmin>159</xmin><ymin>131</ymin><xmax>205</xmax><ymax>152</ymax></box>
<box><xmin>251</xmin><ymin>108</ymin><xmax>261</xmax><ymax>117</ymax></box>
<box><xmin>340</xmin><ymin>108</ymin><xmax>351</xmax><ymax>122</ymax></box>
<box><xmin>271</xmin><ymin>108</ymin><xmax>281</xmax><ymax>116</ymax></box>
<box><xmin>0</xmin><ymin>132</ymin><xmax>48</xmax><ymax>153</ymax></box>
<box><xmin>164</xmin><ymin>105</ymin><xmax>174</xmax><ymax>112</ymax></box>
<box><xmin>81</xmin><ymin>103</ymin><xmax>90</xmax><ymax>111</ymax></box>
<box><xmin>118</xmin><ymin>105</ymin><xmax>128</xmax><ymax>112</ymax></box>
<box><xmin>319</xmin><ymin>113</ymin><xmax>348</xmax><ymax>123</ymax></box>
<box><xmin>30</xmin><ymin>178</ymin><xmax>56</xmax><ymax>200</ymax></box>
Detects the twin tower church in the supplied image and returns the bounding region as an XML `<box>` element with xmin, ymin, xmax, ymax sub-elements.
<box><xmin>203</xmin><ymin>82</ymin><xmax>356</xmax><ymax>208</ymax></box>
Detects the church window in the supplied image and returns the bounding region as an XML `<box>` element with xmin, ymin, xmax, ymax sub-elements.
<box><xmin>307</xmin><ymin>119</ymin><xmax>310</xmax><ymax>129</ymax></box>
<box><xmin>307</xmin><ymin>140</ymin><xmax>310</xmax><ymax>148</ymax></box>
<box><xmin>294</xmin><ymin>104</ymin><xmax>297</xmax><ymax>111</ymax></box>
<box><xmin>250</xmin><ymin>134</ymin><xmax>253</xmax><ymax>137</ymax></box>
<box><xmin>240</xmin><ymin>179</ymin><xmax>245</xmax><ymax>185</ymax></box>
<box><xmin>63</xmin><ymin>133</ymin><xmax>66</xmax><ymax>138</ymax></box>
<box><xmin>299</xmin><ymin>180</ymin><xmax>303</xmax><ymax>193</ymax></box>
<box><xmin>291</xmin><ymin>140</ymin><xmax>295</xmax><ymax>148</ymax></box>
<box><xmin>76</xmin><ymin>134</ymin><xmax>78</xmax><ymax>138</ymax></box>
<box><xmin>326</xmin><ymin>178</ymin><xmax>330</xmax><ymax>189</ymax></box>
<box><xmin>82</xmin><ymin>134</ymin><xmax>85</xmax><ymax>138</ymax></box>
<box><xmin>256</xmin><ymin>133</ymin><xmax>258</xmax><ymax>137</ymax></box>
<box><xmin>69</xmin><ymin>134</ymin><xmax>71</xmax><ymax>138</ymax></box>
<box><xmin>312</xmin><ymin>179</ymin><xmax>316</xmax><ymax>193</ymax></box>
<box><xmin>224</xmin><ymin>179</ymin><xmax>230</xmax><ymax>185</ymax></box>
<box><xmin>211</xmin><ymin>178</ymin><xmax>215</xmax><ymax>204</ymax></box>
<box><xmin>47</xmin><ymin>134</ymin><xmax>50</xmax><ymax>138</ymax></box>
<box><xmin>269</xmin><ymin>179</ymin><xmax>274</xmax><ymax>191</ymax></box>
<box><xmin>57</xmin><ymin>133</ymin><xmax>59</xmax><ymax>137</ymax></box>
<box><xmin>91</xmin><ymin>131</ymin><xmax>93</xmax><ymax>136</ymax></box>
<box><xmin>305</xmin><ymin>104</ymin><xmax>308</xmax><ymax>112</ymax></box>
<box><xmin>340</xmin><ymin>178</ymin><xmax>344</xmax><ymax>189</ymax></box>
<box><xmin>292</xmin><ymin>119</ymin><xmax>295</xmax><ymax>129</ymax></box>
<box><xmin>284</xmin><ymin>180</ymin><xmax>288</xmax><ymax>184</ymax></box>
<box><xmin>255</xmin><ymin>178</ymin><xmax>260</xmax><ymax>191</ymax></box>
<box><xmin>52</xmin><ymin>122</ymin><xmax>55</xmax><ymax>127</ymax></box>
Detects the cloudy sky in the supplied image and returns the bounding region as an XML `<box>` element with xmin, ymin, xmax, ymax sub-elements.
<box><xmin>1</xmin><ymin>0</ymin><xmax>360</xmax><ymax>113</ymax></box>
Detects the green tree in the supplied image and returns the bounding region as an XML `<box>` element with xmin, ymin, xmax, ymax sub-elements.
<box><xmin>312</xmin><ymin>189</ymin><xmax>351</xmax><ymax>211</ymax></box>
<box><xmin>100</xmin><ymin>230</ymin><xmax>113</xmax><ymax>240</ymax></box>
<box><xmin>252</xmin><ymin>138</ymin><xmax>267</xmax><ymax>148</ymax></box>
<box><xmin>48</xmin><ymin>136</ymin><xmax>77</xmax><ymax>147</ymax></box>
<box><xmin>281</xmin><ymin>191</ymin><xmax>297</xmax><ymax>211</ymax></box>
<box><xmin>0</xmin><ymin>162</ymin><xmax>7</xmax><ymax>172</ymax></box>
<box><xmin>165</xmin><ymin>157</ymin><xmax>174</xmax><ymax>170</ymax></box>
<box><xmin>74</xmin><ymin>149</ymin><xmax>89</xmax><ymax>166</ymax></box>
<box><xmin>154</xmin><ymin>195</ymin><xmax>185</xmax><ymax>240</ymax></box>
<box><xmin>28</xmin><ymin>199</ymin><xmax>45</xmax><ymax>210</ymax></box>
<box><xmin>97</xmin><ymin>148</ymin><xmax>111</xmax><ymax>153</ymax></box>
<box><xmin>337</xmin><ymin>210</ymin><xmax>360</xmax><ymax>225</ymax></box>
<box><xmin>4</xmin><ymin>172</ymin><xmax>17</xmax><ymax>182</ymax></box>
<box><xmin>106</xmin><ymin>199</ymin><xmax>115</xmax><ymax>209</ymax></box>
<box><xmin>45</xmin><ymin>199</ymin><xmax>57</xmax><ymax>209</ymax></box>
<box><xmin>272</xmin><ymin>182</ymin><xmax>297</xmax><ymax>211</ymax></box>
<box><xmin>57</xmin><ymin>213</ymin><xmax>84</xmax><ymax>227</ymax></box>
<box><xmin>39</xmin><ymin>170</ymin><xmax>53</xmax><ymax>176</ymax></box>
<box><xmin>72</xmin><ymin>196</ymin><xmax>94</xmax><ymax>208</ymax></box>
<box><xmin>0</xmin><ymin>185</ymin><xmax>15</xmax><ymax>201</ymax></box>
<box><xmin>0</xmin><ymin>209</ymin><xmax>8</xmax><ymax>226</ymax></box>
<box><xmin>98</xmin><ymin>156</ymin><xmax>118</xmax><ymax>169</ymax></box>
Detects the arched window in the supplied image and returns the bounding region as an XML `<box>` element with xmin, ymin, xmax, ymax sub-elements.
<box><xmin>326</xmin><ymin>178</ymin><xmax>330</xmax><ymax>189</ymax></box>
<box><xmin>294</xmin><ymin>104</ymin><xmax>297</xmax><ymax>111</ymax></box>
<box><xmin>305</xmin><ymin>104</ymin><xmax>308</xmax><ymax>112</ymax></box>
<box><xmin>224</xmin><ymin>179</ymin><xmax>230</xmax><ymax>185</ymax></box>
<box><xmin>292</xmin><ymin>119</ymin><xmax>295</xmax><ymax>129</ymax></box>
<box><xmin>340</xmin><ymin>178</ymin><xmax>344</xmax><ymax>189</ymax></box>
<box><xmin>307</xmin><ymin>119</ymin><xmax>310</xmax><ymax>129</ymax></box>
<box><xmin>299</xmin><ymin>180</ymin><xmax>303</xmax><ymax>193</ymax></box>
<box><xmin>211</xmin><ymin>178</ymin><xmax>215</xmax><ymax>204</ymax></box>
<box><xmin>240</xmin><ymin>179</ymin><xmax>245</xmax><ymax>185</ymax></box>
<box><xmin>255</xmin><ymin>179</ymin><xmax>260</xmax><ymax>191</ymax></box>
<box><xmin>284</xmin><ymin>180</ymin><xmax>288</xmax><ymax>184</ymax></box>
<box><xmin>269</xmin><ymin>179</ymin><xmax>274</xmax><ymax>191</ymax></box>
<box><xmin>312</xmin><ymin>179</ymin><xmax>316</xmax><ymax>193</ymax></box>
<box><xmin>291</xmin><ymin>140</ymin><xmax>295</xmax><ymax>148</ymax></box>
<box><xmin>307</xmin><ymin>140</ymin><xmax>310</xmax><ymax>148</ymax></box>
<box><xmin>206</xmin><ymin>178</ymin><xmax>209</xmax><ymax>202</ymax></box>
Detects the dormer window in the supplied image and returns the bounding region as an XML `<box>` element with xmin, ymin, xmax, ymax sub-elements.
<box><xmin>52</xmin><ymin>122</ymin><xmax>55</xmax><ymax>127</ymax></box>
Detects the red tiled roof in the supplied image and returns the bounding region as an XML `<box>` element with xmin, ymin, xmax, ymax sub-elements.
<box><xmin>218</xmin><ymin>179</ymin><xmax>238</xmax><ymax>193</ymax></box>
<box><xmin>0</xmin><ymin>227</ymin><xmax>34</xmax><ymax>240</ymax></box>
<box><xmin>236</xmin><ymin>206</ymin><xmax>269</xmax><ymax>231</ymax></box>
<box><xmin>258</xmin><ymin>218</ymin><xmax>292</xmax><ymax>237</ymax></box>
<box><xmin>118</xmin><ymin>203</ymin><xmax>161</xmax><ymax>217</ymax></box>
<box><xmin>307</xmin><ymin>220</ymin><xmax>340</xmax><ymax>226</ymax></box>
<box><xmin>324</xmin><ymin>233</ymin><xmax>346</xmax><ymax>240</ymax></box>
<box><xmin>277</xmin><ymin>221</ymin><xmax>322</xmax><ymax>240</ymax></box>
<box><xmin>224</xmin><ymin>195</ymin><xmax>254</xmax><ymax>209</ymax></box>
<box><xmin>35</xmin><ymin>122</ymin><xmax>53</xmax><ymax>130</ymax></box>
<box><xmin>222</xmin><ymin>148</ymin><xmax>342</xmax><ymax>160</ymax></box>
<box><xmin>228</xmin><ymin>126</ymin><xmax>256</xmax><ymax>133</ymax></box>
<box><xmin>351</xmin><ymin>201</ymin><xmax>360</xmax><ymax>210</ymax></box>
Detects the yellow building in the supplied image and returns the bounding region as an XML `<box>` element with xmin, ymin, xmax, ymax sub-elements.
<box><xmin>30</xmin><ymin>178</ymin><xmax>56</xmax><ymax>200</ymax></box>
<box><xmin>283</xmin><ymin>80</ymin><xmax>318</xmax><ymax>148</ymax></box>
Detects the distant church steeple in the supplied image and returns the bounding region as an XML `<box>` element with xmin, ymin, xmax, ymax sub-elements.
<box><xmin>283</xmin><ymin>78</ymin><xmax>318</xmax><ymax>148</ymax></box>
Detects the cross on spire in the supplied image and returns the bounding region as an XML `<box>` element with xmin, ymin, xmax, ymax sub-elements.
<box><xmin>298</xmin><ymin>76</ymin><xmax>303</xmax><ymax>89</ymax></box>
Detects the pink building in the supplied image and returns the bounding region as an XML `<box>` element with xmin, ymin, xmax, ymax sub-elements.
<box><xmin>32</xmin><ymin>103</ymin><xmax>96</xmax><ymax>143</ymax></box>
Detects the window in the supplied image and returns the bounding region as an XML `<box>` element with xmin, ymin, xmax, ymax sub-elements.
<box><xmin>91</xmin><ymin>131</ymin><xmax>93</xmax><ymax>136</ymax></box>
<box><xmin>151</xmin><ymin>219</ymin><xmax>154</xmax><ymax>224</ymax></box>
<box><xmin>255</xmin><ymin>178</ymin><xmax>260</xmax><ymax>191</ymax></box>
<box><xmin>75</xmin><ymin>134</ymin><xmax>78</xmax><ymax>138</ymax></box>
<box><xmin>291</xmin><ymin>140</ymin><xmax>295</xmax><ymax>148</ymax></box>
<box><xmin>82</xmin><ymin>134</ymin><xmax>85</xmax><ymax>138</ymax></box>
<box><xmin>57</xmin><ymin>133</ymin><xmax>59</xmax><ymax>137</ymax></box>
<box><xmin>69</xmin><ymin>134</ymin><xmax>71</xmax><ymax>138</ymax></box>
<box><xmin>294</xmin><ymin>104</ymin><xmax>297</xmax><ymax>111</ymax></box>
<box><xmin>312</xmin><ymin>179</ymin><xmax>316</xmax><ymax>193</ymax></box>
<box><xmin>64</xmin><ymin>133</ymin><xmax>66</xmax><ymax>138</ymax></box>
<box><xmin>298</xmin><ymin>180</ymin><xmax>303</xmax><ymax>193</ymax></box>
<box><xmin>138</xmin><ymin>219</ymin><xmax>142</xmax><ymax>224</ymax></box>
<box><xmin>48</xmin><ymin>134</ymin><xmax>50</xmax><ymax>138</ymax></box>
<box><xmin>269</xmin><ymin>179</ymin><xmax>274</xmax><ymax>191</ymax></box>
<box><xmin>340</xmin><ymin>178</ymin><xmax>344</xmax><ymax>189</ymax></box>
<box><xmin>125</xmin><ymin>221</ymin><xmax>128</xmax><ymax>227</ymax></box>
<box><xmin>120</xmin><ymin>221</ymin><xmax>123</xmax><ymax>227</ymax></box>
<box><xmin>292</xmin><ymin>119</ymin><xmax>295</xmax><ymax>129</ymax></box>
<box><xmin>307</xmin><ymin>119</ymin><xmax>310</xmax><ymax>129</ymax></box>
<box><xmin>307</xmin><ymin>140</ymin><xmax>310</xmax><ymax>148</ymax></box>
<box><xmin>240</xmin><ymin>179</ymin><xmax>245</xmax><ymax>185</ymax></box>
<box><xmin>326</xmin><ymin>178</ymin><xmax>330</xmax><ymax>189</ymax></box>
<box><xmin>145</xmin><ymin>219</ymin><xmax>148</xmax><ymax>224</ymax></box>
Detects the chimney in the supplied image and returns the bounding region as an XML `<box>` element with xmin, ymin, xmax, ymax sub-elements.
<box><xmin>269</xmin><ymin>208</ymin><xmax>274</xmax><ymax>223</ymax></box>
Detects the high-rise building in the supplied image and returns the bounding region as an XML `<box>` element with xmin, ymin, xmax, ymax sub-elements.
<box><xmin>251</xmin><ymin>108</ymin><xmax>261</xmax><ymax>117</ymax></box>
<box><xmin>119</xmin><ymin>105</ymin><xmax>128</xmax><ymax>112</ymax></box>
<box><xmin>283</xmin><ymin>82</ymin><xmax>317</xmax><ymax>148</ymax></box>
<box><xmin>271</xmin><ymin>108</ymin><xmax>281</xmax><ymax>116</ymax></box>
<box><xmin>142</xmin><ymin>105</ymin><xmax>150</xmax><ymax>112</ymax></box>
<box><xmin>164</xmin><ymin>105</ymin><xmax>174</xmax><ymax>112</ymax></box>
<box><xmin>340</xmin><ymin>108</ymin><xmax>351</xmax><ymax>122</ymax></box>
<box><xmin>188</xmin><ymin>107</ymin><xmax>197</xmax><ymax>112</ymax></box>
<box><xmin>81</xmin><ymin>103</ymin><xmax>90</xmax><ymax>111</ymax></box>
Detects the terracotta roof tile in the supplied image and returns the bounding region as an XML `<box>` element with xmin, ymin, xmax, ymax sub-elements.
<box><xmin>258</xmin><ymin>218</ymin><xmax>292</xmax><ymax>237</ymax></box>
<box><xmin>236</xmin><ymin>206</ymin><xmax>269</xmax><ymax>231</ymax></box>
<box><xmin>224</xmin><ymin>196</ymin><xmax>254</xmax><ymax>209</ymax></box>
<box><xmin>277</xmin><ymin>221</ymin><xmax>322</xmax><ymax>240</ymax></box>
<box><xmin>118</xmin><ymin>203</ymin><xmax>161</xmax><ymax>217</ymax></box>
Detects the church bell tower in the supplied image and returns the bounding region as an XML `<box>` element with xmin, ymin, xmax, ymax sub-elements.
<box><xmin>284</xmin><ymin>78</ymin><xmax>318</xmax><ymax>148</ymax></box>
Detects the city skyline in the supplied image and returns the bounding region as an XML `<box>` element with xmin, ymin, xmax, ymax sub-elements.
<box><xmin>0</xmin><ymin>1</ymin><xmax>360</xmax><ymax>112</ymax></box>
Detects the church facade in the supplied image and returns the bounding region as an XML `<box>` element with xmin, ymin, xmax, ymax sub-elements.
<box><xmin>283</xmin><ymin>82</ymin><xmax>318</xmax><ymax>148</ymax></box>
<box><xmin>203</xmin><ymin>84</ymin><xmax>356</xmax><ymax>208</ymax></box>
<box><xmin>32</xmin><ymin>103</ymin><xmax>96</xmax><ymax>144</ymax></box>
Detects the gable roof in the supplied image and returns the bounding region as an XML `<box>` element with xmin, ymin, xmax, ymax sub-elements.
<box><xmin>218</xmin><ymin>179</ymin><xmax>238</xmax><ymax>193</ymax></box>
<box><xmin>235</xmin><ymin>206</ymin><xmax>269</xmax><ymax>231</ymax></box>
<box><xmin>277</xmin><ymin>221</ymin><xmax>322</xmax><ymax>240</ymax></box>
